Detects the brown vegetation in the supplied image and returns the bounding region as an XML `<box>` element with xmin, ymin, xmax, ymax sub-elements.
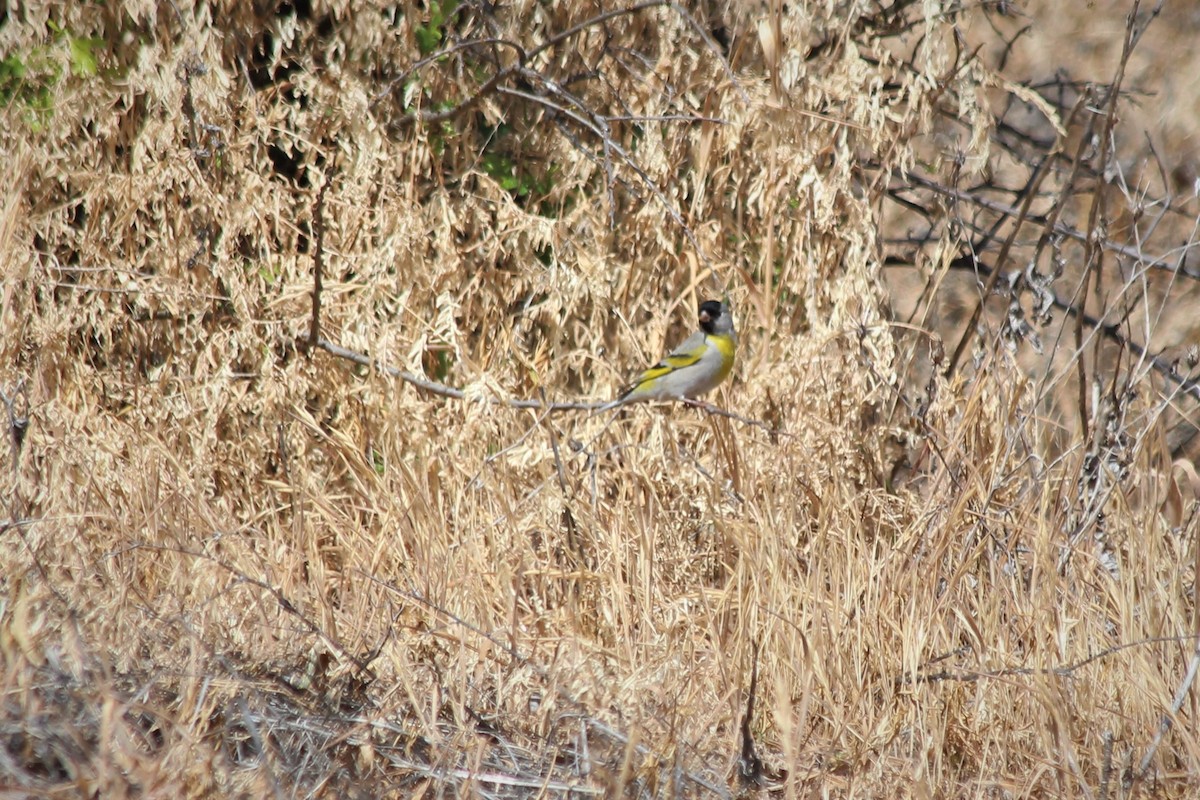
<box><xmin>2</xmin><ymin>0</ymin><xmax>1198</xmax><ymax>797</ymax></box>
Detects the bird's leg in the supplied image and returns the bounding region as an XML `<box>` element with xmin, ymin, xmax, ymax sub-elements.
<box><xmin>682</xmin><ymin>398</ymin><xmax>719</xmax><ymax>413</ymax></box>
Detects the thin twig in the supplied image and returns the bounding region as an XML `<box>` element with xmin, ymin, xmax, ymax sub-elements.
<box><xmin>900</xmin><ymin>171</ymin><xmax>1200</xmax><ymax>278</ymax></box>
<box><xmin>1136</xmin><ymin>501</ymin><xmax>1200</xmax><ymax>781</ymax></box>
<box><xmin>317</xmin><ymin>337</ymin><xmax>599</xmax><ymax>411</ymax></box>
<box><xmin>108</xmin><ymin>541</ymin><xmax>376</xmax><ymax>679</ymax></box>
<box><xmin>361</xmin><ymin>576</ymin><xmax>734</xmax><ymax>799</ymax></box>
<box><xmin>307</xmin><ymin>170</ymin><xmax>331</xmax><ymax>351</ymax></box>
<box><xmin>896</xmin><ymin>634</ymin><xmax>1199</xmax><ymax>687</ymax></box>
<box><xmin>316</xmin><ymin>338</ymin><xmax>786</xmax><ymax>430</ymax></box>
<box><xmin>941</xmin><ymin>92</ymin><xmax>1089</xmax><ymax>376</ymax></box>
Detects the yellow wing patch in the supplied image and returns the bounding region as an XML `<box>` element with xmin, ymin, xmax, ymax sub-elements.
<box><xmin>631</xmin><ymin>349</ymin><xmax>701</xmax><ymax>387</ymax></box>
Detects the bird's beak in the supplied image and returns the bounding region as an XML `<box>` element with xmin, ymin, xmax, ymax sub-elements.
<box><xmin>699</xmin><ymin>310</ymin><xmax>712</xmax><ymax>324</ymax></box>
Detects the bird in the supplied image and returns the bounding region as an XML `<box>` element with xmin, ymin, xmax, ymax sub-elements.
<box><xmin>601</xmin><ymin>299</ymin><xmax>736</xmax><ymax>410</ymax></box>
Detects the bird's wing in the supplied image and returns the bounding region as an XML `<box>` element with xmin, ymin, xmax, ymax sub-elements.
<box><xmin>642</xmin><ymin>330</ymin><xmax>708</xmax><ymax>377</ymax></box>
<box><xmin>617</xmin><ymin>330</ymin><xmax>710</xmax><ymax>399</ymax></box>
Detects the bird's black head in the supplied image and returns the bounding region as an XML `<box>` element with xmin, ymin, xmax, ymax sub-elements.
<box><xmin>697</xmin><ymin>300</ymin><xmax>724</xmax><ymax>333</ymax></box>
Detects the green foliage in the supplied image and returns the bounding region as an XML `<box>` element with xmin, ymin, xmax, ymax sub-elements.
<box><xmin>0</xmin><ymin>50</ymin><xmax>59</xmax><ymax>127</ymax></box>
<box><xmin>68</xmin><ymin>35</ymin><xmax>105</xmax><ymax>78</ymax></box>
<box><xmin>413</xmin><ymin>1</ymin><xmax>447</xmax><ymax>56</ymax></box>
<box><xmin>478</xmin><ymin>124</ymin><xmax>559</xmax><ymax>210</ymax></box>
<box><xmin>424</xmin><ymin>348</ymin><xmax>455</xmax><ymax>382</ymax></box>
<box><xmin>239</xmin><ymin>258</ymin><xmax>279</xmax><ymax>289</ymax></box>
<box><xmin>46</xmin><ymin>20</ymin><xmax>106</xmax><ymax>78</ymax></box>
<box><xmin>1</xmin><ymin>19</ymin><xmax>106</xmax><ymax>128</ymax></box>
<box><xmin>480</xmin><ymin>151</ymin><xmax>556</xmax><ymax>199</ymax></box>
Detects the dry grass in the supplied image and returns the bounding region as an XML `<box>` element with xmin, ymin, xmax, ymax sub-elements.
<box><xmin>2</xmin><ymin>1</ymin><xmax>1199</xmax><ymax>797</ymax></box>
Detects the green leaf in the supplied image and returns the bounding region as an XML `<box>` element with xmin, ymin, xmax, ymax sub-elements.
<box><xmin>0</xmin><ymin>55</ymin><xmax>28</xmax><ymax>83</ymax></box>
<box><xmin>69</xmin><ymin>37</ymin><xmax>104</xmax><ymax>77</ymax></box>
<box><xmin>413</xmin><ymin>0</ymin><xmax>446</xmax><ymax>56</ymax></box>
<box><xmin>415</xmin><ymin>26</ymin><xmax>442</xmax><ymax>56</ymax></box>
